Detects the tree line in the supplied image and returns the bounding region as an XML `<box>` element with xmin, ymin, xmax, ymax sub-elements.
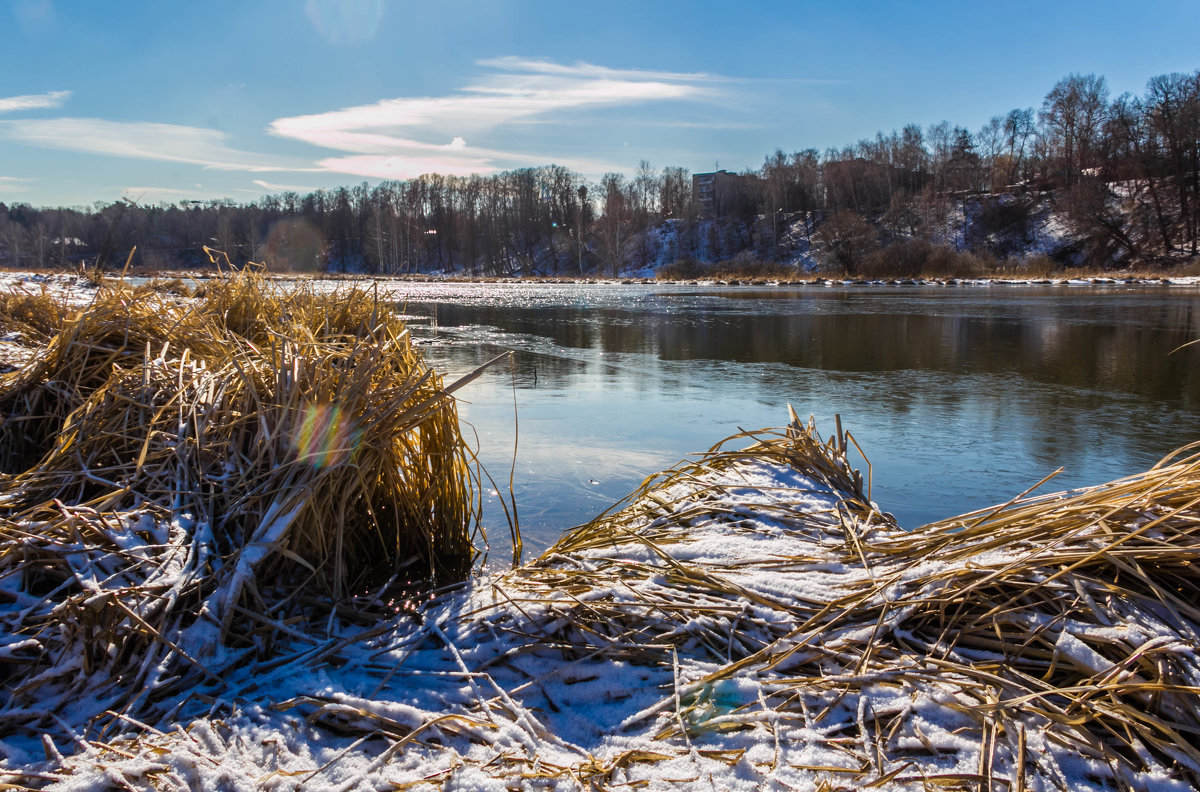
<box><xmin>1</xmin><ymin>68</ymin><xmax>1197</xmax><ymax>276</ymax></box>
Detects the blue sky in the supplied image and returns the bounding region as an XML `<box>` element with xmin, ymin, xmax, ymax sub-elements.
<box><xmin>2</xmin><ymin>0</ymin><xmax>1198</xmax><ymax>208</ymax></box>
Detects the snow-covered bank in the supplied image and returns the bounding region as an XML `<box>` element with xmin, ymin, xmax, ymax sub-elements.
<box><xmin>2</xmin><ymin>274</ymin><xmax>1200</xmax><ymax>791</ymax></box>
<box><xmin>5</xmin><ymin>413</ymin><xmax>1200</xmax><ymax>791</ymax></box>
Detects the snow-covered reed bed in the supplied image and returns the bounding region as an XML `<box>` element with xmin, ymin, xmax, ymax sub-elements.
<box><xmin>2</xmin><ymin>395</ymin><xmax>1196</xmax><ymax>790</ymax></box>
<box><xmin>0</xmin><ymin>273</ymin><xmax>483</xmax><ymax>757</ymax></box>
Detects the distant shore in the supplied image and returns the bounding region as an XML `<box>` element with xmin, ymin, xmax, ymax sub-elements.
<box><xmin>6</xmin><ymin>268</ymin><xmax>1200</xmax><ymax>290</ymax></box>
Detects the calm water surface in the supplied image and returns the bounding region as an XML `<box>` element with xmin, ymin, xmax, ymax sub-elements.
<box><xmin>391</xmin><ymin>282</ymin><xmax>1200</xmax><ymax>561</ymax></box>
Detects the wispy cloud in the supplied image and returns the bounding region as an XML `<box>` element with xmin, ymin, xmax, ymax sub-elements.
<box><xmin>269</xmin><ymin>57</ymin><xmax>728</xmax><ymax>177</ymax></box>
<box><xmin>0</xmin><ymin>176</ymin><xmax>32</xmax><ymax>192</ymax></box>
<box><xmin>13</xmin><ymin>0</ymin><xmax>57</xmax><ymax>34</ymax></box>
<box><xmin>312</xmin><ymin>154</ymin><xmax>495</xmax><ymax>180</ymax></box>
<box><xmin>305</xmin><ymin>0</ymin><xmax>384</xmax><ymax>45</ymax></box>
<box><xmin>0</xmin><ymin>118</ymin><xmax>315</xmax><ymax>172</ymax></box>
<box><xmin>475</xmin><ymin>56</ymin><xmax>725</xmax><ymax>85</ymax></box>
<box><xmin>0</xmin><ymin>58</ymin><xmax>738</xmax><ymax>191</ymax></box>
<box><xmin>252</xmin><ymin>179</ymin><xmax>322</xmax><ymax>193</ymax></box>
<box><xmin>310</xmin><ymin>150</ymin><xmax>623</xmax><ymax>181</ymax></box>
<box><xmin>0</xmin><ymin>90</ymin><xmax>71</xmax><ymax>114</ymax></box>
<box><xmin>122</xmin><ymin>186</ymin><xmax>209</xmax><ymax>202</ymax></box>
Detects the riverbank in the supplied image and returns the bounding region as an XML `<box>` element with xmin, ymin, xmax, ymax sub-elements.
<box><xmin>5</xmin><ymin>268</ymin><xmax>1200</xmax><ymax>293</ymax></box>
<box><xmin>2</xmin><ymin>273</ymin><xmax>1199</xmax><ymax>790</ymax></box>
<box><xmin>3</xmin><ymin>411</ymin><xmax>1199</xmax><ymax>790</ymax></box>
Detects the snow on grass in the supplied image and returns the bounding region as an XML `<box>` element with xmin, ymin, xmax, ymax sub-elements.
<box><xmin>4</xmin><ymin>416</ymin><xmax>1197</xmax><ymax>791</ymax></box>
<box><xmin>2</xmin><ymin>278</ymin><xmax>1199</xmax><ymax>790</ymax></box>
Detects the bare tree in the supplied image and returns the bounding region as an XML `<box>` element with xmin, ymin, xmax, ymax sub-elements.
<box><xmin>1001</xmin><ymin>108</ymin><xmax>1035</xmax><ymax>187</ymax></box>
<box><xmin>1039</xmin><ymin>73</ymin><xmax>1109</xmax><ymax>187</ymax></box>
<box><xmin>598</xmin><ymin>173</ymin><xmax>629</xmax><ymax>276</ymax></box>
<box><xmin>1145</xmin><ymin>71</ymin><xmax>1200</xmax><ymax>252</ymax></box>
<box><xmin>813</xmin><ymin>210</ymin><xmax>878</xmax><ymax>276</ymax></box>
<box><xmin>977</xmin><ymin>116</ymin><xmax>1004</xmax><ymax>192</ymax></box>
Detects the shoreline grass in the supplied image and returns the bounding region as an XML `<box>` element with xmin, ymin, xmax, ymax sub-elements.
<box><xmin>8</xmin><ymin>412</ymin><xmax>1194</xmax><ymax>789</ymax></box>
<box><xmin>0</xmin><ymin>271</ymin><xmax>486</xmax><ymax>745</ymax></box>
<box><xmin>0</xmin><ymin>274</ymin><xmax>1198</xmax><ymax>789</ymax></box>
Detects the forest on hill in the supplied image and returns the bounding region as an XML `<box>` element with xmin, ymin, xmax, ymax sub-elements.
<box><xmin>1</xmin><ymin>69</ymin><xmax>1197</xmax><ymax>278</ymax></box>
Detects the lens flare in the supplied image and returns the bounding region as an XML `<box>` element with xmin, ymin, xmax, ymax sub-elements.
<box><xmin>294</xmin><ymin>403</ymin><xmax>360</xmax><ymax>469</ymax></box>
<box><xmin>305</xmin><ymin>0</ymin><xmax>384</xmax><ymax>45</ymax></box>
<box><xmin>264</xmin><ymin>218</ymin><xmax>323</xmax><ymax>272</ymax></box>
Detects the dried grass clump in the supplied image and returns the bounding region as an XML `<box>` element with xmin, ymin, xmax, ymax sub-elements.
<box><xmin>3</xmin><ymin>387</ymin><xmax>1199</xmax><ymax>789</ymax></box>
<box><xmin>862</xmin><ymin>445</ymin><xmax>1200</xmax><ymax>783</ymax></box>
<box><xmin>0</xmin><ymin>287</ymin><xmax>226</xmax><ymax>473</ymax></box>
<box><xmin>268</xmin><ymin>414</ymin><xmax>1200</xmax><ymax>790</ymax></box>
<box><xmin>0</xmin><ymin>288</ymin><xmax>72</xmax><ymax>341</ymax></box>
<box><xmin>0</xmin><ymin>271</ymin><xmax>481</xmax><ymax>742</ymax></box>
<box><xmin>131</xmin><ymin>277</ymin><xmax>195</xmax><ymax>298</ymax></box>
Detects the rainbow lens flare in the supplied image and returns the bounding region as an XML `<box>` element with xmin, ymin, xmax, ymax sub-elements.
<box><xmin>294</xmin><ymin>403</ymin><xmax>361</xmax><ymax>469</ymax></box>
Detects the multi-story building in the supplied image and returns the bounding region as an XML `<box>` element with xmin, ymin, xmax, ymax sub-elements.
<box><xmin>691</xmin><ymin>170</ymin><xmax>743</xmax><ymax>216</ymax></box>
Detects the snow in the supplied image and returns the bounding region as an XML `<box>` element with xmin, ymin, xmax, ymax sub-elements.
<box><xmin>0</xmin><ymin>272</ymin><xmax>101</xmax><ymax>303</ymax></box>
<box><xmin>0</xmin><ymin>448</ymin><xmax>1189</xmax><ymax>791</ymax></box>
<box><xmin>2</xmin><ymin>274</ymin><xmax>1199</xmax><ymax>789</ymax></box>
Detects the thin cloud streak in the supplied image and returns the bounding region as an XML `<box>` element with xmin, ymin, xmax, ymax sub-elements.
<box><xmin>316</xmin><ymin>150</ymin><xmax>627</xmax><ymax>181</ymax></box>
<box><xmin>122</xmin><ymin>186</ymin><xmax>208</xmax><ymax>202</ymax></box>
<box><xmin>0</xmin><ymin>176</ymin><xmax>31</xmax><ymax>192</ymax></box>
<box><xmin>0</xmin><ymin>118</ymin><xmax>317</xmax><ymax>172</ymax></box>
<box><xmin>502</xmin><ymin>116</ymin><xmax>760</xmax><ymax>130</ymax></box>
<box><xmin>476</xmin><ymin>56</ymin><xmax>727</xmax><ymax>84</ymax></box>
<box><xmin>252</xmin><ymin>179</ymin><xmax>321</xmax><ymax>193</ymax></box>
<box><xmin>0</xmin><ymin>90</ymin><xmax>71</xmax><ymax>114</ymax></box>
<box><xmin>315</xmin><ymin>154</ymin><xmax>498</xmax><ymax>180</ymax></box>
<box><xmin>478</xmin><ymin>57</ymin><xmax>840</xmax><ymax>86</ymax></box>
<box><xmin>269</xmin><ymin>57</ymin><xmax>729</xmax><ymax>177</ymax></box>
<box><xmin>0</xmin><ymin>58</ymin><xmax>749</xmax><ymax>195</ymax></box>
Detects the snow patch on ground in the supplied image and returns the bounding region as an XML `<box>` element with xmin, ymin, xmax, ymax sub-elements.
<box><xmin>4</xmin><ymin>450</ymin><xmax>1189</xmax><ymax>791</ymax></box>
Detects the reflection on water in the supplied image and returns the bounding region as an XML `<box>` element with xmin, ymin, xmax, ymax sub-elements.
<box><xmin>392</xmin><ymin>283</ymin><xmax>1200</xmax><ymax>561</ymax></box>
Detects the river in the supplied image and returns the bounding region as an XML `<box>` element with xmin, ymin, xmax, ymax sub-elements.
<box><xmin>390</xmin><ymin>281</ymin><xmax>1200</xmax><ymax>562</ymax></box>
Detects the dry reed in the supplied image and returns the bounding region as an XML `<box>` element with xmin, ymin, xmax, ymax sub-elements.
<box><xmin>0</xmin><ymin>271</ymin><xmax>482</xmax><ymax>746</ymax></box>
<box><xmin>0</xmin><ymin>288</ymin><xmax>72</xmax><ymax>342</ymax></box>
<box><xmin>2</xmin><ymin>286</ymin><xmax>1198</xmax><ymax>789</ymax></box>
<box><xmin>269</xmin><ymin>412</ymin><xmax>1200</xmax><ymax>789</ymax></box>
